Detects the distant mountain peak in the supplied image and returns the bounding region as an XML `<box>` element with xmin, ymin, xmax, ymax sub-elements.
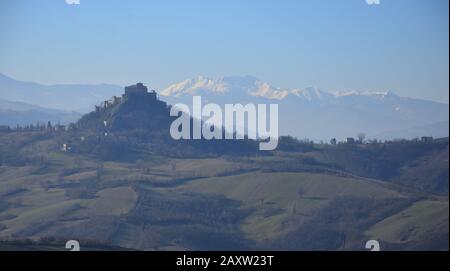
<box><xmin>0</xmin><ymin>73</ymin><xmax>123</xmax><ymax>112</ymax></box>
<box><xmin>162</xmin><ymin>75</ymin><xmax>401</xmax><ymax>102</ymax></box>
<box><xmin>161</xmin><ymin>75</ymin><xmax>229</xmax><ymax>97</ymax></box>
<box><xmin>333</xmin><ymin>89</ymin><xmax>398</xmax><ymax>99</ymax></box>
<box><xmin>291</xmin><ymin>86</ymin><xmax>328</xmax><ymax>101</ymax></box>
<box><xmin>162</xmin><ymin>75</ymin><xmax>291</xmax><ymax>100</ymax></box>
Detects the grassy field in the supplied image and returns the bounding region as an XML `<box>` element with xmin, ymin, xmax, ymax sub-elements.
<box><xmin>172</xmin><ymin>172</ymin><xmax>408</xmax><ymax>242</ymax></box>
<box><xmin>0</xmin><ymin>131</ymin><xmax>448</xmax><ymax>250</ymax></box>
<box><xmin>366</xmin><ymin>200</ymin><xmax>449</xmax><ymax>248</ymax></box>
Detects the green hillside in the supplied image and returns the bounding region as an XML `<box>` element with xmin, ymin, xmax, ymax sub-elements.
<box><xmin>366</xmin><ymin>200</ymin><xmax>449</xmax><ymax>250</ymax></box>
<box><xmin>0</xmin><ymin>92</ymin><xmax>448</xmax><ymax>251</ymax></box>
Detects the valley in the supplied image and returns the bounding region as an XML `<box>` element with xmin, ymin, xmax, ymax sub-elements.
<box><xmin>0</xmin><ymin>127</ymin><xmax>447</xmax><ymax>251</ymax></box>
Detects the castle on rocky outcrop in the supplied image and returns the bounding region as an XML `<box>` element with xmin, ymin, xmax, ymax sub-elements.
<box><xmin>96</xmin><ymin>83</ymin><xmax>160</xmax><ymax>113</ymax></box>
<box><xmin>84</xmin><ymin>83</ymin><xmax>170</xmax><ymax>132</ymax></box>
<box><xmin>125</xmin><ymin>82</ymin><xmax>147</xmax><ymax>95</ymax></box>
<box><xmin>124</xmin><ymin>82</ymin><xmax>157</xmax><ymax>100</ymax></box>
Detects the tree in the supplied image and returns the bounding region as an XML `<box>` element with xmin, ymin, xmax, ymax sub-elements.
<box><xmin>357</xmin><ymin>133</ymin><xmax>366</xmax><ymax>143</ymax></box>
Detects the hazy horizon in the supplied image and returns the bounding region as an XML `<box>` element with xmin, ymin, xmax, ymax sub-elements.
<box><xmin>1</xmin><ymin>72</ymin><xmax>449</xmax><ymax>106</ymax></box>
<box><xmin>0</xmin><ymin>0</ymin><xmax>448</xmax><ymax>103</ymax></box>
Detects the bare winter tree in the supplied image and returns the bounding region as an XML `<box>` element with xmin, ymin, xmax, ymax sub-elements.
<box><xmin>357</xmin><ymin>133</ymin><xmax>366</xmax><ymax>143</ymax></box>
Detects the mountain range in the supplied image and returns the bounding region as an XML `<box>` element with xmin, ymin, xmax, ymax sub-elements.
<box><xmin>0</xmin><ymin>99</ymin><xmax>81</xmax><ymax>127</ymax></box>
<box><xmin>161</xmin><ymin>75</ymin><xmax>449</xmax><ymax>141</ymax></box>
<box><xmin>0</xmin><ymin>73</ymin><xmax>448</xmax><ymax>141</ymax></box>
<box><xmin>0</xmin><ymin>73</ymin><xmax>122</xmax><ymax>112</ymax></box>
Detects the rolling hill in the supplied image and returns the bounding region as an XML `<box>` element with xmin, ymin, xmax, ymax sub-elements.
<box><xmin>0</xmin><ymin>73</ymin><xmax>122</xmax><ymax>112</ymax></box>
<box><xmin>0</xmin><ymin>129</ymin><xmax>447</xmax><ymax>250</ymax></box>
<box><xmin>0</xmin><ymin>99</ymin><xmax>81</xmax><ymax>127</ymax></box>
<box><xmin>0</xmin><ymin>83</ymin><xmax>447</xmax><ymax>251</ymax></box>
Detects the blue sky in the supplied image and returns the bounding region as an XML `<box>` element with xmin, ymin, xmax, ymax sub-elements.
<box><xmin>0</xmin><ymin>0</ymin><xmax>448</xmax><ymax>103</ymax></box>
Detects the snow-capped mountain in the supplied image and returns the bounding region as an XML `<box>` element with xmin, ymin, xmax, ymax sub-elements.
<box><xmin>161</xmin><ymin>75</ymin><xmax>329</xmax><ymax>101</ymax></box>
<box><xmin>162</xmin><ymin>75</ymin><xmax>291</xmax><ymax>101</ymax></box>
<box><xmin>162</xmin><ymin>75</ymin><xmax>449</xmax><ymax>141</ymax></box>
<box><xmin>161</xmin><ymin>75</ymin><xmax>408</xmax><ymax>105</ymax></box>
<box><xmin>0</xmin><ymin>73</ymin><xmax>447</xmax><ymax>141</ymax></box>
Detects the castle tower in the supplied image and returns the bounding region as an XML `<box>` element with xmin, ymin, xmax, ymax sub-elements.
<box><xmin>125</xmin><ymin>82</ymin><xmax>148</xmax><ymax>96</ymax></box>
<box><xmin>124</xmin><ymin>83</ymin><xmax>157</xmax><ymax>101</ymax></box>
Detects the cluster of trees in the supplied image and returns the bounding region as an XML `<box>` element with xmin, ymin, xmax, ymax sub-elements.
<box><xmin>2</xmin><ymin>121</ymin><xmax>63</xmax><ymax>132</ymax></box>
<box><xmin>126</xmin><ymin>189</ymin><xmax>252</xmax><ymax>250</ymax></box>
<box><xmin>267</xmin><ymin>196</ymin><xmax>413</xmax><ymax>250</ymax></box>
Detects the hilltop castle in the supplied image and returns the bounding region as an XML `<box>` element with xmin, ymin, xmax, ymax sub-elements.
<box><xmin>124</xmin><ymin>82</ymin><xmax>157</xmax><ymax>100</ymax></box>
<box><xmin>84</xmin><ymin>82</ymin><xmax>170</xmax><ymax>132</ymax></box>
<box><xmin>95</xmin><ymin>83</ymin><xmax>159</xmax><ymax>113</ymax></box>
